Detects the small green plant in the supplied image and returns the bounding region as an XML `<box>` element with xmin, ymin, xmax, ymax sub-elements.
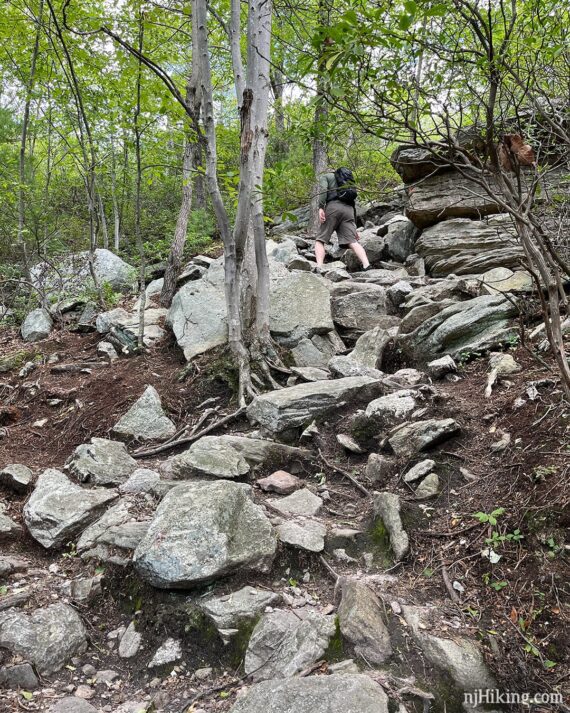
<box><xmin>62</xmin><ymin>543</ymin><xmax>77</xmax><ymax>559</ymax></box>
<box><xmin>473</xmin><ymin>508</ymin><xmax>505</xmax><ymax>526</ymax></box>
<box><xmin>532</xmin><ymin>464</ymin><xmax>558</xmax><ymax>482</ymax></box>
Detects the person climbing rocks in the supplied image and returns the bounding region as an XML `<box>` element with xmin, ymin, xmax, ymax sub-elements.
<box><xmin>315</xmin><ymin>166</ymin><xmax>371</xmax><ymax>271</ymax></box>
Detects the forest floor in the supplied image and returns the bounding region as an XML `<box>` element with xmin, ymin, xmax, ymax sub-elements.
<box><xmin>0</xmin><ymin>303</ymin><xmax>569</xmax><ymax>712</ymax></box>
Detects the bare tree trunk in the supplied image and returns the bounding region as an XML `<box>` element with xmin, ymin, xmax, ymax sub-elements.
<box><xmin>18</xmin><ymin>0</ymin><xmax>44</xmax><ymax>278</ymax></box>
<box><xmin>135</xmin><ymin>9</ymin><xmax>146</xmax><ymax>349</ymax></box>
<box><xmin>229</xmin><ymin>0</ymin><xmax>245</xmax><ymax>108</ymax></box>
<box><xmin>309</xmin><ymin>0</ymin><xmax>330</xmax><ymax>236</ymax></box>
<box><xmin>110</xmin><ymin>132</ymin><xmax>121</xmax><ymax>251</ymax></box>
<box><xmin>160</xmin><ymin>136</ymin><xmax>195</xmax><ymax>306</ymax></box>
<box><xmin>160</xmin><ymin>18</ymin><xmax>203</xmax><ymax>308</ymax></box>
<box><xmin>97</xmin><ymin>189</ymin><xmax>109</xmax><ymax>249</ymax></box>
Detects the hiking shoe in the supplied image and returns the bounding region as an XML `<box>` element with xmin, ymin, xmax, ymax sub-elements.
<box><xmin>362</xmin><ymin>265</ymin><xmax>373</xmax><ymax>272</ymax></box>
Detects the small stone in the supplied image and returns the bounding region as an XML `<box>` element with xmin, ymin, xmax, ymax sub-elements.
<box><xmin>257</xmin><ymin>471</ymin><xmax>302</xmax><ymax>495</ymax></box>
<box><xmin>337</xmin><ymin>579</ymin><xmax>392</xmax><ymax>664</ymax></box>
<box><xmin>194</xmin><ymin>667</ymin><xmax>212</xmax><ymax>681</ymax></box>
<box><xmin>47</xmin><ymin>698</ymin><xmax>98</xmax><ymax>713</ymax></box>
<box><xmin>365</xmin><ymin>454</ymin><xmax>394</xmax><ymax>484</ymax></box>
<box><xmin>414</xmin><ymin>472</ymin><xmax>440</xmax><ymax>499</ymax></box>
<box><xmin>0</xmin><ymin>663</ymin><xmax>39</xmax><ymax>690</ymax></box>
<box><xmin>427</xmin><ymin>355</ymin><xmax>457</xmax><ymax>380</ymax></box>
<box><xmin>266</xmin><ymin>488</ymin><xmax>323</xmax><ymax>517</ymax></box>
<box><xmin>82</xmin><ymin>664</ymin><xmax>97</xmax><ymax>676</ymax></box>
<box><xmin>336</xmin><ymin>434</ymin><xmax>364</xmax><ymax>454</ymax></box>
<box><xmin>75</xmin><ymin>685</ymin><xmax>95</xmax><ymax>699</ymax></box>
<box><xmin>97</xmin><ymin>341</ymin><xmax>118</xmax><ymax>362</ymax></box>
<box><xmin>113</xmin><ymin>385</ymin><xmax>176</xmax><ymax>442</ymax></box>
<box><xmin>148</xmin><ymin>638</ymin><xmax>182</xmax><ymax>669</ymax></box>
<box><xmin>373</xmin><ymin>492</ymin><xmax>409</xmax><ymax>560</ymax></box>
<box><xmin>276</xmin><ymin>520</ymin><xmax>326</xmax><ymax>552</ymax></box>
<box><xmin>403</xmin><ymin>459</ymin><xmax>435</xmax><ymax>483</ymax></box>
<box><xmin>0</xmin><ymin>513</ymin><xmax>22</xmax><ymax>540</ymax></box>
<box><xmin>328</xmin><ymin>659</ymin><xmax>360</xmax><ymax>675</ymax></box>
<box><xmin>94</xmin><ymin>669</ymin><xmax>119</xmax><ymax>686</ymax></box>
<box><xmin>119</xmin><ymin>468</ymin><xmax>160</xmax><ymax>495</ymax></box>
<box><xmin>118</xmin><ymin>621</ymin><xmax>142</xmax><ymax>659</ymax></box>
<box><xmin>0</xmin><ymin>556</ymin><xmax>28</xmax><ymax>577</ymax></box>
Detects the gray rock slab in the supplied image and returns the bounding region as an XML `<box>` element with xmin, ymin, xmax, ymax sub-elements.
<box><xmin>290</xmin><ymin>366</ymin><xmax>330</xmax><ymax>381</ymax></box>
<box><xmin>388</xmin><ymin>419</ymin><xmax>460</xmax><ymax>457</ymax></box>
<box><xmin>148</xmin><ymin>638</ymin><xmax>182</xmax><ymax>668</ymax></box>
<box><xmin>0</xmin><ymin>663</ymin><xmax>39</xmax><ymax>690</ymax></box>
<box><xmin>0</xmin><ymin>513</ymin><xmax>22</xmax><ymax>540</ymax></box>
<box><xmin>66</xmin><ymin>437</ymin><xmax>138</xmax><ymax>486</ymax></box>
<box><xmin>113</xmin><ymin>385</ymin><xmax>176</xmax><ymax>441</ymax></box>
<box><xmin>47</xmin><ymin>699</ymin><xmax>98</xmax><ymax>713</ymax></box>
<box><xmin>403</xmin><ymin>459</ymin><xmax>435</xmax><ymax>483</ymax></box>
<box><xmin>119</xmin><ymin>468</ymin><xmax>161</xmax><ymax>494</ymax></box>
<box><xmin>229</xmin><ymin>674</ymin><xmax>388</xmax><ymax>713</ymax></box>
<box><xmin>365</xmin><ymin>389</ymin><xmax>417</xmax><ymax>427</ymax></box>
<box><xmin>276</xmin><ymin>519</ymin><xmax>326</xmax><ymax>552</ymax></box>
<box><xmin>337</xmin><ymin>578</ymin><xmax>392</xmax><ymax>664</ymax></box>
<box><xmin>267</xmin><ymin>488</ymin><xmax>323</xmax><ymax>517</ymax></box>
<box><xmin>0</xmin><ymin>603</ymin><xmax>87</xmax><ymax>674</ymax></box>
<box><xmin>200</xmin><ymin>586</ymin><xmax>282</xmax><ymax>630</ymax></box>
<box><xmin>415</xmin><ymin>472</ymin><xmax>440</xmax><ymax>499</ymax></box>
<box><xmin>118</xmin><ymin>621</ymin><xmax>142</xmax><ymax>658</ymax></box>
<box><xmin>77</xmin><ymin>499</ymin><xmax>148</xmax><ymax>554</ymax></box>
<box><xmin>21</xmin><ymin>308</ymin><xmax>53</xmax><ymax>342</ymax></box>
<box><xmin>398</xmin><ymin>295</ymin><xmax>518</xmax><ymax>362</ymax></box>
<box><xmin>403</xmin><ymin>605</ymin><xmax>496</xmax><ymax>690</ymax></box>
<box><xmin>246</xmin><ymin>376</ymin><xmax>383</xmax><ymax>433</ymax></box>
<box><xmin>328</xmin><ymin>356</ymin><xmax>384</xmax><ymax>379</ymax></box>
<box><xmin>244</xmin><ymin>609</ymin><xmax>335</xmax><ymax>681</ymax></box>
<box><xmin>406</xmin><ymin>171</ymin><xmax>503</xmax><ymax>229</ymax></box>
<box><xmin>169</xmin><ymin>437</ymin><xmax>250</xmax><ymax>479</ymax></box>
<box><xmin>134</xmin><ymin>481</ymin><xmax>276</xmax><ymax>588</ymax></box>
<box><xmin>349</xmin><ymin>326</ymin><xmax>393</xmax><ymax>369</ymax></box>
<box><xmin>23</xmin><ymin>469</ymin><xmax>118</xmax><ymax>549</ymax></box>
<box><xmin>331</xmin><ymin>289</ymin><xmax>388</xmax><ymax>333</ymax></box>
<box><xmin>373</xmin><ymin>492</ymin><xmax>409</xmax><ymax>560</ymax></box>
<box><xmin>416</xmin><ymin>214</ymin><xmax>522</xmax><ymax>276</ymax></box>
<box><xmin>427</xmin><ymin>355</ymin><xmax>457</xmax><ymax>379</ymax></box>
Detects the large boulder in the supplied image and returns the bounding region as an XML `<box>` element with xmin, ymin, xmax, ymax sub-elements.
<box><xmin>30</xmin><ymin>248</ymin><xmax>136</xmax><ymax>302</ymax></box>
<box><xmin>244</xmin><ymin>610</ymin><xmax>335</xmax><ymax>681</ymax></box>
<box><xmin>66</xmin><ymin>438</ymin><xmax>138</xmax><ymax>486</ymax></box>
<box><xmin>167</xmin><ymin>259</ymin><xmax>227</xmax><ymax>360</ymax></box>
<box><xmin>21</xmin><ymin>308</ymin><xmax>53</xmax><ymax>342</ymax></box>
<box><xmin>23</xmin><ymin>469</ymin><xmax>118</xmax><ymax>549</ymax></box>
<box><xmin>415</xmin><ymin>215</ymin><xmax>523</xmax><ymax>276</ymax></box>
<box><xmin>391</xmin><ymin>144</ymin><xmax>450</xmax><ymax>182</ymax></box>
<box><xmin>112</xmin><ymin>385</ymin><xmax>176</xmax><ymax>442</ymax></box>
<box><xmin>133</xmin><ymin>481</ymin><xmax>276</xmax><ymax>588</ymax></box>
<box><xmin>380</xmin><ymin>215</ymin><xmax>417</xmax><ymax>262</ymax></box>
<box><xmin>0</xmin><ymin>603</ymin><xmax>87</xmax><ymax>674</ymax></box>
<box><xmin>246</xmin><ymin>376</ymin><xmax>383</xmax><ymax>434</ymax></box>
<box><xmin>398</xmin><ymin>295</ymin><xmax>518</xmax><ymax>361</ymax></box>
<box><xmin>229</xmin><ymin>675</ymin><xmax>389</xmax><ymax>713</ymax></box>
<box><xmin>331</xmin><ymin>288</ymin><xmax>389</xmax><ymax>334</ymax></box>
<box><xmin>406</xmin><ymin>171</ymin><xmax>502</xmax><ymax>228</ymax></box>
<box><xmin>269</xmin><ymin>268</ymin><xmax>334</xmax><ymax>344</ymax></box>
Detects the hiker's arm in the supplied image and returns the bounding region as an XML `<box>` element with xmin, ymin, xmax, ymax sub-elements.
<box><xmin>318</xmin><ymin>174</ymin><xmax>328</xmax><ymax>223</ymax></box>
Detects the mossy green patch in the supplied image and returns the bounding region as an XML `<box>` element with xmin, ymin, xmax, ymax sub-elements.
<box><xmin>324</xmin><ymin>615</ymin><xmax>344</xmax><ymax>662</ymax></box>
<box><xmin>0</xmin><ymin>349</ymin><xmax>37</xmax><ymax>373</ymax></box>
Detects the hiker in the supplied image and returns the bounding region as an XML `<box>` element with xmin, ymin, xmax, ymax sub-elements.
<box><xmin>315</xmin><ymin>166</ymin><xmax>371</xmax><ymax>271</ymax></box>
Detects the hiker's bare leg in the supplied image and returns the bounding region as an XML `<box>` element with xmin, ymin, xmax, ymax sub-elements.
<box><xmin>349</xmin><ymin>241</ymin><xmax>370</xmax><ymax>268</ymax></box>
<box><xmin>315</xmin><ymin>240</ymin><xmax>326</xmax><ymax>267</ymax></box>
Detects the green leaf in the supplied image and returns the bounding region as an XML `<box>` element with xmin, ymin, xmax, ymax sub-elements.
<box><xmin>398</xmin><ymin>14</ymin><xmax>414</xmax><ymax>30</ymax></box>
<box><xmin>404</xmin><ymin>1</ymin><xmax>417</xmax><ymax>14</ymax></box>
<box><xmin>544</xmin><ymin>659</ymin><xmax>557</xmax><ymax>669</ymax></box>
<box><xmin>22</xmin><ymin>692</ymin><xmax>33</xmax><ymax>701</ymax></box>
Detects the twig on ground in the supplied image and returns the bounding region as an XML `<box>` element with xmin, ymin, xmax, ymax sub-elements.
<box><xmin>441</xmin><ymin>565</ymin><xmax>460</xmax><ymax>603</ymax></box>
<box><xmin>319</xmin><ymin>554</ymin><xmax>340</xmax><ymax>582</ymax></box>
<box><xmin>131</xmin><ymin>406</ymin><xmax>245</xmax><ymax>458</ymax></box>
<box><xmin>317</xmin><ymin>448</ymin><xmax>371</xmax><ymax>497</ymax></box>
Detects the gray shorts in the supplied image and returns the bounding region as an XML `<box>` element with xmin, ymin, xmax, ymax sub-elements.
<box><xmin>316</xmin><ymin>200</ymin><xmax>357</xmax><ymax>246</ymax></box>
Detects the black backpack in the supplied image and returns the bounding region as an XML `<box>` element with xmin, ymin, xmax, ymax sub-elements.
<box><xmin>334</xmin><ymin>167</ymin><xmax>357</xmax><ymax>205</ymax></box>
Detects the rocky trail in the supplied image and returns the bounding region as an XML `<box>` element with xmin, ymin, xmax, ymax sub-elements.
<box><xmin>0</xmin><ymin>155</ymin><xmax>569</xmax><ymax>713</ymax></box>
